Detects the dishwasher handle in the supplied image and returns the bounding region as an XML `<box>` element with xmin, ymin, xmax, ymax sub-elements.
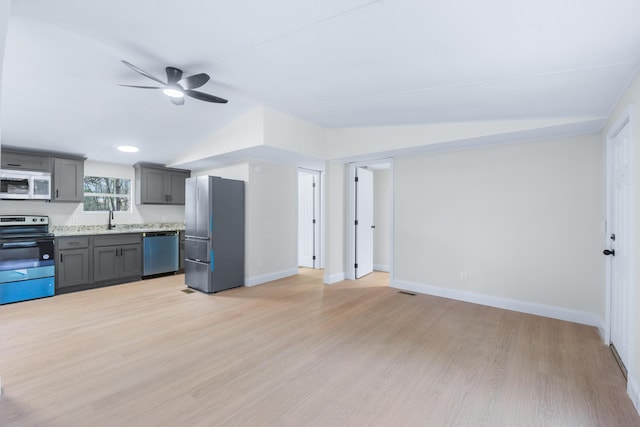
<box><xmin>143</xmin><ymin>231</ymin><xmax>179</xmax><ymax>237</ymax></box>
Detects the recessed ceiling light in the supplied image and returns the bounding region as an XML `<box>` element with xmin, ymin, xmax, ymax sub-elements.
<box><xmin>117</xmin><ymin>145</ymin><xmax>139</xmax><ymax>153</ymax></box>
<box><xmin>163</xmin><ymin>88</ymin><xmax>184</xmax><ymax>98</ymax></box>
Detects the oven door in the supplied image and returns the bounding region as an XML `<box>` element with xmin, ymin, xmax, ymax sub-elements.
<box><xmin>0</xmin><ymin>237</ymin><xmax>55</xmax><ymax>283</ymax></box>
<box><xmin>0</xmin><ymin>237</ymin><xmax>55</xmax><ymax>304</ymax></box>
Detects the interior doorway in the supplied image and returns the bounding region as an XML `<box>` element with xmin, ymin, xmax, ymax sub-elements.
<box><xmin>298</xmin><ymin>168</ymin><xmax>322</xmax><ymax>269</ymax></box>
<box><xmin>348</xmin><ymin>159</ymin><xmax>393</xmax><ymax>280</ymax></box>
<box><xmin>605</xmin><ymin>108</ymin><xmax>633</xmax><ymax>376</ymax></box>
<box><xmin>355</xmin><ymin>166</ymin><xmax>374</xmax><ymax>278</ymax></box>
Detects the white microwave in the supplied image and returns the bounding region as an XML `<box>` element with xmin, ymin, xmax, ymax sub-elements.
<box><xmin>0</xmin><ymin>169</ymin><xmax>52</xmax><ymax>200</ymax></box>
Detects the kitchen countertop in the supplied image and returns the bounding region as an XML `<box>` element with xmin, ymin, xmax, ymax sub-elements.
<box><xmin>51</xmin><ymin>223</ymin><xmax>185</xmax><ymax>237</ymax></box>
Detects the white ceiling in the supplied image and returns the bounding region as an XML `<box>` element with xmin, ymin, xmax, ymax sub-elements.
<box><xmin>2</xmin><ymin>0</ymin><xmax>640</xmax><ymax>166</ymax></box>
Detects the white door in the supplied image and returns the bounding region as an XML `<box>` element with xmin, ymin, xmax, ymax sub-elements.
<box><xmin>298</xmin><ymin>171</ymin><xmax>320</xmax><ymax>268</ymax></box>
<box><xmin>608</xmin><ymin>117</ymin><xmax>632</xmax><ymax>371</ymax></box>
<box><xmin>355</xmin><ymin>167</ymin><xmax>374</xmax><ymax>278</ymax></box>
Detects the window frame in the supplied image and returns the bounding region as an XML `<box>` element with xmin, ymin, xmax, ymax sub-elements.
<box><xmin>83</xmin><ymin>175</ymin><xmax>132</xmax><ymax>212</ymax></box>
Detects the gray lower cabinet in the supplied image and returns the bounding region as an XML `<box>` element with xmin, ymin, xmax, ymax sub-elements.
<box><xmin>93</xmin><ymin>234</ymin><xmax>142</xmax><ymax>282</ymax></box>
<box><xmin>56</xmin><ymin>231</ymin><xmax>179</xmax><ymax>294</ymax></box>
<box><xmin>56</xmin><ymin>236</ymin><xmax>91</xmax><ymax>291</ymax></box>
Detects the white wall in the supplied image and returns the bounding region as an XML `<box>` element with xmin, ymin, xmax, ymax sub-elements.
<box><xmin>0</xmin><ymin>160</ymin><xmax>185</xmax><ymax>226</ymax></box>
<box><xmin>193</xmin><ymin>162</ymin><xmax>250</xmax><ymax>182</ymax></box>
<box><xmin>170</xmin><ymin>107</ymin><xmax>265</xmax><ymax>167</ymax></box>
<box><xmin>244</xmin><ymin>161</ymin><xmax>298</xmax><ymax>285</ymax></box>
<box><xmin>263</xmin><ymin>108</ymin><xmax>326</xmax><ymax>159</ymax></box>
<box><xmin>0</xmin><ymin>0</ymin><xmax>10</xmax><ymax>155</ymax></box>
<box><xmin>325</xmin><ymin>117</ymin><xmax>602</xmax><ymax>160</ymax></box>
<box><xmin>373</xmin><ymin>168</ymin><xmax>390</xmax><ymax>271</ymax></box>
<box><xmin>393</xmin><ymin>134</ymin><xmax>605</xmax><ymax>321</ymax></box>
<box><xmin>604</xmin><ymin>68</ymin><xmax>640</xmax><ymax>409</ymax></box>
<box><xmin>322</xmin><ymin>160</ymin><xmax>347</xmax><ymax>283</ymax></box>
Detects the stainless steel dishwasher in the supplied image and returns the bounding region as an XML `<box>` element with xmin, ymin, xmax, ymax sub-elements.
<box><xmin>142</xmin><ymin>231</ymin><xmax>179</xmax><ymax>277</ymax></box>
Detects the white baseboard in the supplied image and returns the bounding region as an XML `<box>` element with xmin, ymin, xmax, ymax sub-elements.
<box><xmin>374</xmin><ymin>264</ymin><xmax>390</xmax><ymax>272</ymax></box>
<box><xmin>391</xmin><ymin>279</ymin><xmax>605</xmax><ymax>330</ymax></box>
<box><xmin>324</xmin><ymin>272</ymin><xmax>345</xmax><ymax>284</ymax></box>
<box><xmin>244</xmin><ymin>268</ymin><xmax>298</xmax><ymax>287</ymax></box>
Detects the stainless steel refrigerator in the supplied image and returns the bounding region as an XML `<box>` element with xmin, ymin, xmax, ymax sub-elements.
<box><xmin>184</xmin><ymin>176</ymin><xmax>244</xmax><ymax>293</ymax></box>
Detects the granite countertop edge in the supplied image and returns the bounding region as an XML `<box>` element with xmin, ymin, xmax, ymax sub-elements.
<box><xmin>52</xmin><ymin>223</ymin><xmax>185</xmax><ymax>237</ymax></box>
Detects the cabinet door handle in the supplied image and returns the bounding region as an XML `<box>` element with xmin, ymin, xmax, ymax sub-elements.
<box><xmin>60</xmin><ymin>253</ymin><xmax>63</xmax><ymax>263</ymax></box>
<box><xmin>56</xmin><ymin>189</ymin><xmax>59</xmax><ymax>198</ymax></box>
<box><xmin>7</xmin><ymin>163</ymin><xmax>21</xmax><ymax>167</ymax></box>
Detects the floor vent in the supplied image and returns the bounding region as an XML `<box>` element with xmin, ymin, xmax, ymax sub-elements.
<box><xmin>181</xmin><ymin>289</ymin><xmax>195</xmax><ymax>294</ymax></box>
<box><xmin>398</xmin><ymin>291</ymin><xmax>416</xmax><ymax>296</ymax></box>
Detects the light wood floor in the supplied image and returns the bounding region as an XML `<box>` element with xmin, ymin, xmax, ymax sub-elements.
<box><xmin>1</xmin><ymin>269</ymin><xmax>638</xmax><ymax>426</ymax></box>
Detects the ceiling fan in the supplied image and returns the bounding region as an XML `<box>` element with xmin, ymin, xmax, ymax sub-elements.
<box><xmin>119</xmin><ymin>60</ymin><xmax>228</xmax><ymax>106</ymax></box>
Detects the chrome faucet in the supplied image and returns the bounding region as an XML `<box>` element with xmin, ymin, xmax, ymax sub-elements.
<box><xmin>108</xmin><ymin>210</ymin><xmax>115</xmax><ymax>230</ymax></box>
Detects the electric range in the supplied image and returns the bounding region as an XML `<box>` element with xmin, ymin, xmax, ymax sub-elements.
<box><xmin>0</xmin><ymin>215</ymin><xmax>55</xmax><ymax>304</ymax></box>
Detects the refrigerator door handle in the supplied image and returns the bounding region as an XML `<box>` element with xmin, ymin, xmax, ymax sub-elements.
<box><xmin>186</xmin><ymin>258</ymin><xmax>208</xmax><ymax>265</ymax></box>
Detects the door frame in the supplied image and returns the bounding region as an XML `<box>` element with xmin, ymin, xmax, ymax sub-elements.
<box><xmin>604</xmin><ymin>105</ymin><xmax>635</xmax><ymax>370</ymax></box>
<box><xmin>297</xmin><ymin>167</ymin><xmax>323</xmax><ymax>269</ymax></box>
<box><xmin>347</xmin><ymin>158</ymin><xmax>394</xmax><ymax>280</ymax></box>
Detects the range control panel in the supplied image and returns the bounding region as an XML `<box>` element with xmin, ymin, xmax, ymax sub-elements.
<box><xmin>0</xmin><ymin>215</ymin><xmax>49</xmax><ymax>226</ymax></box>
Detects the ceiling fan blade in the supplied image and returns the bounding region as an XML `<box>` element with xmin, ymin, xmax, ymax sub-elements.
<box><xmin>170</xmin><ymin>96</ymin><xmax>185</xmax><ymax>106</ymax></box>
<box><xmin>166</xmin><ymin>67</ymin><xmax>183</xmax><ymax>84</ymax></box>
<box><xmin>184</xmin><ymin>89</ymin><xmax>228</xmax><ymax>103</ymax></box>
<box><xmin>178</xmin><ymin>73</ymin><xmax>210</xmax><ymax>90</ymax></box>
<box><xmin>118</xmin><ymin>84</ymin><xmax>162</xmax><ymax>89</ymax></box>
<box><xmin>121</xmin><ymin>60</ymin><xmax>166</xmax><ymax>85</ymax></box>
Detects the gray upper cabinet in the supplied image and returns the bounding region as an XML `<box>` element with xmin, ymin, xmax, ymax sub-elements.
<box><xmin>134</xmin><ymin>163</ymin><xmax>190</xmax><ymax>205</ymax></box>
<box><xmin>1</xmin><ymin>147</ymin><xmax>85</xmax><ymax>203</ymax></box>
<box><xmin>167</xmin><ymin>170</ymin><xmax>188</xmax><ymax>204</ymax></box>
<box><xmin>52</xmin><ymin>157</ymin><xmax>84</xmax><ymax>202</ymax></box>
<box><xmin>1</xmin><ymin>150</ymin><xmax>51</xmax><ymax>172</ymax></box>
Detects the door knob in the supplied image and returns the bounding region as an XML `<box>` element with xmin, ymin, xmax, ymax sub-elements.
<box><xmin>603</xmin><ymin>249</ymin><xmax>615</xmax><ymax>256</ymax></box>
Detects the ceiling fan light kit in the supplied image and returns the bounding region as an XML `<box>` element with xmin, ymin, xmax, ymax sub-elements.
<box><xmin>119</xmin><ymin>60</ymin><xmax>228</xmax><ymax>105</ymax></box>
<box><xmin>162</xmin><ymin>88</ymin><xmax>184</xmax><ymax>98</ymax></box>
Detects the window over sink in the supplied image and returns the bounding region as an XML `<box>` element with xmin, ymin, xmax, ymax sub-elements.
<box><xmin>83</xmin><ymin>176</ymin><xmax>131</xmax><ymax>212</ymax></box>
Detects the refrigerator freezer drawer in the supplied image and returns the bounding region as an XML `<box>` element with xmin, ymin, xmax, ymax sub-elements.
<box><xmin>184</xmin><ymin>238</ymin><xmax>210</xmax><ymax>262</ymax></box>
<box><xmin>184</xmin><ymin>259</ymin><xmax>210</xmax><ymax>293</ymax></box>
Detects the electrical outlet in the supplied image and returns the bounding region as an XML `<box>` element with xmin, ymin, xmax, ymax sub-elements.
<box><xmin>460</xmin><ymin>272</ymin><xmax>468</xmax><ymax>282</ymax></box>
